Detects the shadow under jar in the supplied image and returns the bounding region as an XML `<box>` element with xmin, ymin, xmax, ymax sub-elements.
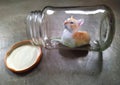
<box><xmin>26</xmin><ymin>5</ymin><xmax>115</xmax><ymax>51</ymax></box>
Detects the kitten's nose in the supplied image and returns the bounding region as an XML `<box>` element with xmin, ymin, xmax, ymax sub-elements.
<box><xmin>64</xmin><ymin>21</ymin><xmax>68</xmax><ymax>25</ymax></box>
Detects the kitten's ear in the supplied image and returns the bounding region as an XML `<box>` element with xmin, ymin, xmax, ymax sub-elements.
<box><xmin>78</xmin><ymin>19</ymin><xmax>84</xmax><ymax>26</ymax></box>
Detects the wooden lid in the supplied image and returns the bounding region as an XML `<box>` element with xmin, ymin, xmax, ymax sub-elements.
<box><xmin>4</xmin><ymin>40</ymin><xmax>42</xmax><ymax>73</ymax></box>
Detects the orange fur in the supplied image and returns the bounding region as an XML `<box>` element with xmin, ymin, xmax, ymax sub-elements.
<box><xmin>72</xmin><ymin>31</ymin><xmax>90</xmax><ymax>46</ymax></box>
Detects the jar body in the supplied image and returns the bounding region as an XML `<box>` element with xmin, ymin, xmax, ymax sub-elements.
<box><xmin>26</xmin><ymin>5</ymin><xmax>115</xmax><ymax>51</ymax></box>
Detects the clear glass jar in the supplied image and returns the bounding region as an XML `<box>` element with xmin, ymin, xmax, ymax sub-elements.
<box><xmin>26</xmin><ymin>5</ymin><xmax>115</xmax><ymax>51</ymax></box>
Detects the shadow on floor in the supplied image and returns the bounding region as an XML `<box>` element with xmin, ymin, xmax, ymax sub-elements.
<box><xmin>59</xmin><ymin>49</ymin><xmax>103</xmax><ymax>76</ymax></box>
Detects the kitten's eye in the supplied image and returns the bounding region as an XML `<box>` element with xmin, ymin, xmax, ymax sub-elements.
<box><xmin>70</xmin><ymin>22</ymin><xmax>74</xmax><ymax>24</ymax></box>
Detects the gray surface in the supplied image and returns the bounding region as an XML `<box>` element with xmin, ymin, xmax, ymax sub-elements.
<box><xmin>0</xmin><ymin>0</ymin><xmax>120</xmax><ymax>85</ymax></box>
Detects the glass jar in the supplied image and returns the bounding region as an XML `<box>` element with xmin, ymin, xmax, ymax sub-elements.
<box><xmin>26</xmin><ymin>5</ymin><xmax>115</xmax><ymax>51</ymax></box>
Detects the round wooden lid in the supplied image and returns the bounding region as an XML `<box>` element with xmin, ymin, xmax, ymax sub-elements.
<box><xmin>4</xmin><ymin>40</ymin><xmax>42</xmax><ymax>73</ymax></box>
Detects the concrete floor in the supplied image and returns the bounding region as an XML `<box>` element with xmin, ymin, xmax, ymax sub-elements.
<box><xmin>0</xmin><ymin>0</ymin><xmax>120</xmax><ymax>85</ymax></box>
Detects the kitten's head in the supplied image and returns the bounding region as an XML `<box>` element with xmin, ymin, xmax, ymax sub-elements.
<box><xmin>64</xmin><ymin>16</ymin><xmax>84</xmax><ymax>32</ymax></box>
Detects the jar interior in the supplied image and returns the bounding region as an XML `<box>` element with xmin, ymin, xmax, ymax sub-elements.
<box><xmin>41</xmin><ymin>7</ymin><xmax>108</xmax><ymax>51</ymax></box>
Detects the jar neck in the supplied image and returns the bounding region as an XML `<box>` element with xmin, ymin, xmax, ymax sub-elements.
<box><xmin>26</xmin><ymin>11</ymin><xmax>43</xmax><ymax>46</ymax></box>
